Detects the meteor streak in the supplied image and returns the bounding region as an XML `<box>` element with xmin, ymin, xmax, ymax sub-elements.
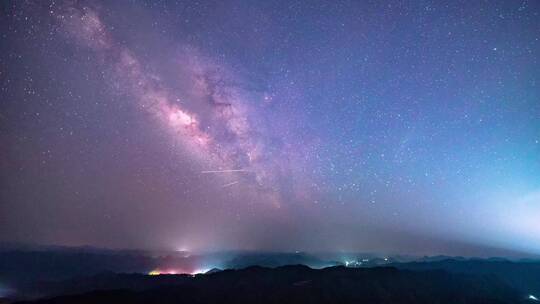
<box><xmin>201</xmin><ymin>169</ymin><xmax>250</xmax><ymax>174</ymax></box>
<box><xmin>221</xmin><ymin>181</ymin><xmax>239</xmax><ymax>188</ymax></box>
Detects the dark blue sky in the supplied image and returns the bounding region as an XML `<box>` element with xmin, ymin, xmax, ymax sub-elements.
<box><xmin>1</xmin><ymin>0</ymin><xmax>539</xmax><ymax>256</ymax></box>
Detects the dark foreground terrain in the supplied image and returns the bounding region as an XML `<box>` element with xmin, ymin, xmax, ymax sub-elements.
<box><xmin>1</xmin><ymin>247</ymin><xmax>539</xmax><ymax>304</ymax></box>
<box><xmin>10</xmin><ymin>265</ymin><xmax>535</xmax><ymax>304</ymax></box>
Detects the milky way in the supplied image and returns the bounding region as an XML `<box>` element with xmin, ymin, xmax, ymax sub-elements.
<box><xmin>58</xmin><ymin>3</ymin><xmax>294</xmax><ymax>196</ymax></box>
<box><xmin>1</xmin><ymin>1</ymin><xmax>539</xmax><ymax>256</ymax></box>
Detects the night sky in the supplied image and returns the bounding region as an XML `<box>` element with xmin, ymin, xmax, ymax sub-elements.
<box><xmin>1</xmin><ymin>1</ymin><xmax>539</xmax><ymax>257</ymax></box>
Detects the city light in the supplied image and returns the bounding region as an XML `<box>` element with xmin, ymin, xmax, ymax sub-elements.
<box><xmin>148</xmin><ymin>269</ymin><xmax>179</xmax><ymax>275</ymax></box>
<box><xmin>191</xmin><ymin>268</ymin><xmax>211</xmax><ymax>275</ymax></box>
<box><xmin>344</xmin><ymin>260</ymin><xmax>362</xmax><ymax>267</ymax></box>
<box><xmin>148</xmin><ymin>267</ymin><xmax>213</xmax><ymax>276</ymax></box>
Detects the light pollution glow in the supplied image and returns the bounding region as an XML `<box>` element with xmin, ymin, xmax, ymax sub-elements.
<box><xmin>148</xmin><ymin>268</ymin><xmax>211</xmax><ymax>276</ymax></box>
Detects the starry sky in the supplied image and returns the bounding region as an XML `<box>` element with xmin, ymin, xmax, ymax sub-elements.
<box><xmin>1</xmin><ymin>0</ymin><xmax>539</xmax><ymax>257</ymax></box>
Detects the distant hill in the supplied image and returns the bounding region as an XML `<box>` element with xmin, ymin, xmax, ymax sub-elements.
<box><xmin>18</xmin><ymin>265</ymin><xmax>523</xmax><ymax>304</ymax></box>
<box><xmin>391</xmin><ymin>259</ymin><xmax>540</xmax><ymax>297</ymax></box>
<box><xmin>224</xmin><ymin>252</ymin><xmax>336</xmax><ymax>269</ymax></box>
<box><xmin>2</xmin><ymin>247</ymin><xmax>539</xmax><ymax>303</ymax></box>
